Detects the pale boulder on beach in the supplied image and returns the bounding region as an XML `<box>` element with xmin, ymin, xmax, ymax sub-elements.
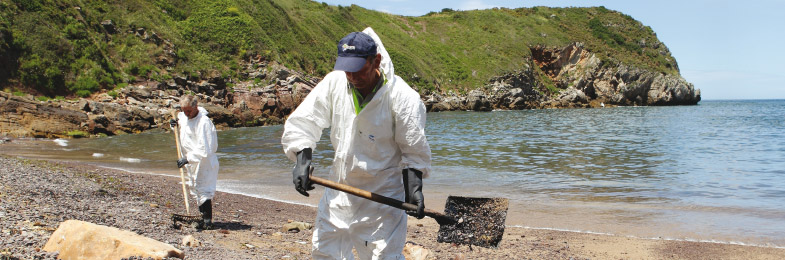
<box><xmin>43</xmin><ymin>220</ymin><xmax>184</xmax><ymax>259</ymax></box>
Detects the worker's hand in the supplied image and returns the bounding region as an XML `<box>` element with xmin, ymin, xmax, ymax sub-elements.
<box><xmin>169</xmin><ymin>119</ymin><xmax>178</xmax><ymax>128</ymax></box>
<box><xmin>292</xmin><ymin>148</ymin><xmax>315</xmax><ymax>197</ymax></box>
<box><xmin>176</xmin><ymin>158</ymin><xmax>188</xmax><ymax>168</ymax></box>
<box><xmin>403</xmin><ymin>168</ymin><xmax>425</xmax><ymax>219</ymax></box>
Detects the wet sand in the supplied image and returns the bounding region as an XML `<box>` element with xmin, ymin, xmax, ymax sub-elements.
<box><xmin>2</xmin><ymin>155</ymin><xmax>785</xmax><ymax>259</ymax></box>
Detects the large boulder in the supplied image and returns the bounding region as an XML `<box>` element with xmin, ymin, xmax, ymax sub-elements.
<box><xmin>555</xmin><ymin>86</ymin><xmax>588</xmax><ymax>106</ymax></box>
<box><xmin>109</xmin><ymin>106</ymin><xmax>155</xmax><ymax>134</ymax></box>
<box><xmin>427</xmin><ymin>93</ymin><xmax>464</xmax><ymax>112</ymax></box>
<box><xmin>120</xmin><ymin>85</ymin><xmax>153</xmax><ymax>100</ymax></box>
<box><xmin>486</xmin><ymin>67</ymin><xmax>542</xmax><ymax>110</ymax></box>
<box><xmin>202</xmin><ymin>103</ymin><xmax>238</xmax><ymax>127</ymax></box>
<box><xmin>465</xmin><ymin>90</ymin><xmax>492</xmax><ymax>111</ymax></box>
<box><xmin>101</xmin><ymin>20</ymin><xmax>116</xmax><ymax>34</ymax></box>
<box><xmin>43</xmin><ymin>220</ymin><xmax>184</xmax><ymax>259</ymax></box>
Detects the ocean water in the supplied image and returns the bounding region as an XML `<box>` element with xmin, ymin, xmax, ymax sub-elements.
<box><xmin>3</xmin><ymin>100</ymin><xmax>784</xmax><ymax>247</ymax></box>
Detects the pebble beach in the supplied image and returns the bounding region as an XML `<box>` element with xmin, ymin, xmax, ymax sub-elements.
<box><xmin>2</xmin><ymin>155</ymin><xmax>785</xmax><ymax>259</ymax></box>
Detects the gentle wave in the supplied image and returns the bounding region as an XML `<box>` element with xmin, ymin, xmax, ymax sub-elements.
<box><xmin>119</xmin><ymin>157</ymin><xmax>142</xmax><ymax>163</ymax></box>
<box><xmin>53</xmin><ymin>139</ymin><xmax>68</xmax><ymax>147</ymax></box>
<box><xmin>217</xmin><ymin>186</ymin><xmax>317</xmax><ymax>208</ymax></box>
<box><xmin>89</xmin><ymin>163</ymin><xmax>315</xmax><ymax>209</ymax></box>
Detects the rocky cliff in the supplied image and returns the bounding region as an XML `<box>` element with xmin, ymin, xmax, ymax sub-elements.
<box><xmin>0</xmin><ymin>42</ymin><xmax>699</xmax><ymax>138</ymax></box>
<box><xmin>426</xmin><ymin>42</ymin><xmax>699</xmax><ymax>111</ymax></box>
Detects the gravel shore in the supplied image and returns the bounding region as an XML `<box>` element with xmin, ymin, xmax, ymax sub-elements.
<box><xmin>2</xmin><ymin>155</ymin><xmax>785</xmax><ymax>259</ymax></box>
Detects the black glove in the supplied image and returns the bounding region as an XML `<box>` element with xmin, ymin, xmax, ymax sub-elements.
<box><xmin>292</xmin><ymin>148</ymin><xmax>315</xmax><ymax>197</ymax></box>
<box><xmin>403</xmin><ymin>168</ymin><xmax>425</xmax><ymax>219</ymax></box>
<box><xmin>169</xmin><ymin>119</ymin><xmax>178</xmax><ymax>128</ymax></box>
<box><xmin>177</xmin><ymin>158</ymin><xmax>188</xmax><ymax>168</ymax></box>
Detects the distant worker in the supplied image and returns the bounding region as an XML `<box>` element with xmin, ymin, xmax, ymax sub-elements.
<box><xmin>170</xmin><ymin>95</ymin><xmax>219</xmax><ymax>230</ymax></box>
<box><xmin>281</xmin><ymin>27</ymin><xmax>432</xmax><ymax>259</ymax></box>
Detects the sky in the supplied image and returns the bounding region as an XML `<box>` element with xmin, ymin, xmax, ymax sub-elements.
<box><xmin>319</xmin><ymin>0</ymin><xmax>785</xmax><ymax>100</ymax></box>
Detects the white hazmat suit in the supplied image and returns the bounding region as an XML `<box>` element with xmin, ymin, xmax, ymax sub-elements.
<box><xmin>177</xmin><ymin>107</ymin><xmax>219</xmax><ymax>206</ymax></box>
<box><xmin>281</xmin><ymin>27</ymin><xmax>432</xmax><ymax>259</ymax></box>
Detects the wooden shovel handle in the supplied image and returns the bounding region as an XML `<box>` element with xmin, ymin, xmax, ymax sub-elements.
<box><xmin>171</xmin><ymin>110</ymin><xmax>191</xmax><ymax>214</ymax></box>
<box><xmin>309</xmin><ymin>175</ymin><xmax>454</xmax><ymax>224</ymax></box>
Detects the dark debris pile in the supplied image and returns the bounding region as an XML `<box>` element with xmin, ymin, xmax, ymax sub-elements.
<box><xmin>437</xmin><ymin>196</ymin><xmax>509</xmax><ymax>248</ymax></box>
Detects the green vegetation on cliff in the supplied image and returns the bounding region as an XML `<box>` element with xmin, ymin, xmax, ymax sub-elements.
<box><xmin>0</xmin><ymin>0</ymin><xmax>679</xmax><ymax>97</ymax></box>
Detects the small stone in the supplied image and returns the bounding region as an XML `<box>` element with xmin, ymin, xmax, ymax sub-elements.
<box><xmin>182</xmin><ymin>235</ymin><xmax>200</xmax><ymax>247</ymax></box>
<box><xmin>282</xmin><ymin>221</ymin><xmax>313</xmax><ymax>232</ymax></box>
<box><xmin>403</xmin><ymin>242</ymin><xmax>431</xmax><ymax>260</ymax></box>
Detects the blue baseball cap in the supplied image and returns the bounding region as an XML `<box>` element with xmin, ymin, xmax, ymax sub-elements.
<box><xmin>333</xmin><ymin>32</ymin><xmax>377</xmax><ymax>72</ymax></box>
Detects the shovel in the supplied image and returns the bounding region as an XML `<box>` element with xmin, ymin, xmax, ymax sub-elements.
<box><xmin>169</xmin><ymin>110</ymin><xmax>202</xmax><ymax>227</ymax></box>
<box><xmin>308</xmin><ymin>169</ymin><xmax>509</xmax><ymax>248</ymax></box>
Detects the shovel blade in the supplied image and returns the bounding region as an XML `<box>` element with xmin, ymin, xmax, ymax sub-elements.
<box><xmin>437</xmin><ymin>196</ymin><xmax>508</xmax><ymax>248</ymax></box>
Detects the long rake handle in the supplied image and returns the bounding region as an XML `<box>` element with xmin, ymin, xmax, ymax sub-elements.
<box><xmin>309</xmin><ymin>175</ymin><xmax>454</xmax><ymax>224</ymax></box>
<box><xmin>171</xmin><ymin>110</ymin><xmax>191</xmax><ymax>214</ymax></box>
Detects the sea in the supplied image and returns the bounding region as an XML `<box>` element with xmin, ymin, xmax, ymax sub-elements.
<box><xmin>2</xmin><ymin>99</ymin><xmax>784</xmax><ymax>247</ymax></box>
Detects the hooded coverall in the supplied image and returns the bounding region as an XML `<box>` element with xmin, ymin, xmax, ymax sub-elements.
<box><xmin>281</xmin><ymin>27</ymin><xmax>432</xmax><ymax>259</ymax></box>
<box><xmin>177</xmin><ymin>106</ymin><xmax>219</xmax><ymax>206</ymax></box>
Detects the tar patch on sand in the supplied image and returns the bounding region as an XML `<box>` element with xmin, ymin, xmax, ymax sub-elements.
<box><xmin>437</xmin><ymin>196</ymin><xmax>509</xmax><ymax>248</ymax></box>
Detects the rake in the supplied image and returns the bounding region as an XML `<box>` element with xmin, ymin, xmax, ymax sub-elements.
<box><xmin>169</xmin><ymin>110</ymin><xmax>201</xmax><ymax>228</ymax></box>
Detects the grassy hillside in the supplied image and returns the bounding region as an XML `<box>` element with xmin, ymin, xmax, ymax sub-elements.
<box><xmin>0</xmin><ymin>0</ymin><xmax>679</xmax><ymax>98</ymax></box>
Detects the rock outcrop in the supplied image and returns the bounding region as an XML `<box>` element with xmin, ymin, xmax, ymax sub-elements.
<box><xmin>0</xmin><ymin>92</ymin><xmax>88</xmax><ymax>138</ymax></box>
<box><xmin>43</xmin><ymin>220</ymin><xmax>184</xmax><ymax>259</ymax></box>
<box><xmin>0</xmin><ymin>57</ymin><xmax>318</xmax><ymax>138</ymax></box>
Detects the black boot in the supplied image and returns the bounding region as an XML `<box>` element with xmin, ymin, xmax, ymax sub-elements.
<box><xmin>198</xmin><ymin>199</ymin><xmax>213</xmax><ymax>230</ymax></box>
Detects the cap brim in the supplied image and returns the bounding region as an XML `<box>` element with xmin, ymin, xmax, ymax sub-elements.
<box><xmin>333</xmin><ymin>56</ymin><xmax>367</xmax><ymax>72</ymax></box>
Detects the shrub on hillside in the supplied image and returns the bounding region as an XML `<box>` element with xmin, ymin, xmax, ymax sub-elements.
<box><xmin>71</xmin><ymin>76</ymin><xmax>99</xmax><ymax>97</ymax></box>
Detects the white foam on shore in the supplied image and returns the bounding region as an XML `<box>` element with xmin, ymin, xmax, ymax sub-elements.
<box><xmin>217</xmin><ymin>186</ymin><xmax>317</xmax><ymax>208</ymax></box>
<box><xmin>92</xmin><ymin>153</ymin><xmax>104</xmax><ymax>158</ymax></box>
<box><xmin>53</xmin><ymin>139</ymin><xmax>68</xmax><ymax>147</ymax></box>
<box><xmin>508</xmin><ymin>225</ymin><xmax>785</xmax><ymax>249</ymax></box>
<box><xmin>99</xmin><ymin>166</ymin><xmax>171</xmax><ymax>176</ymax></box>
<box><xmin>91</xmin><ymin>164</ymin><xmax>316</xmax><ymax>208</ymax></box>
<box><xmin>119</xmin><ymin>157</ymin><xmax>141</xmax><ymax>163</ymax></box>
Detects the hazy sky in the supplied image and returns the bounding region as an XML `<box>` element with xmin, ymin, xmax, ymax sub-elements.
<box><xmin>319</xmin><ymin>0</ymin><xmax>785</xmax><ymax>100</ymax></box>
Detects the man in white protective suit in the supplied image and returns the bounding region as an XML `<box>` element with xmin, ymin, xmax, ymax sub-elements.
<box><xmin>170</xmin><ymin>95</ymin><xmax>219</xmax><ymax>230</ymax></box>
<box><xmin>281</xmin><ymin>27</ymin><xmax>432</xmax><ymax>259</ymax></box>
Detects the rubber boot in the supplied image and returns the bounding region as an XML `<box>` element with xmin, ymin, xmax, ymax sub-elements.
<box><xmin>198</xmin><ymin>199</ymin><xmax>213</xmax><ymax>230</ymax></box>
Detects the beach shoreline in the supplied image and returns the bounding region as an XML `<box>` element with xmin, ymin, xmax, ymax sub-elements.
<box><xmin>2</xmin><ymin>155</ymin><xmax>785</xmax><ymax>259</ymax></box>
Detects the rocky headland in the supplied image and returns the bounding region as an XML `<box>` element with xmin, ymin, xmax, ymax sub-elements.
<box><xmin>0</xmin><ymin>43</ymin><xmax>699</xmax><ymax>138</ymax></box>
